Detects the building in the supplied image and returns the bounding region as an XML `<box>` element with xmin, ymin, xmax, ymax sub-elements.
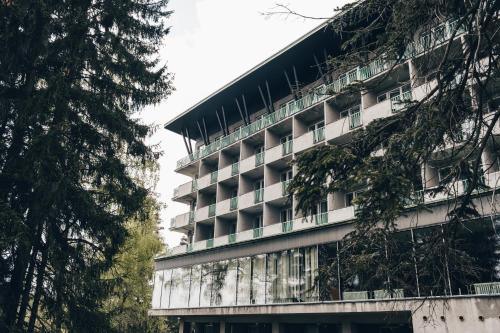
<box><xmin>150</xmin><ymin>9</ymin><xmax>500</xmax><ymax>333</ymax></box>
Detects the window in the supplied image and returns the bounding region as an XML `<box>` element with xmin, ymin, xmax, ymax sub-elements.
<box><xmin>280</xmin><ymin>207</ymin><xmax>293</xmax><ymax>222</ymax></box>
<box><xmin>312</xmin><ymin>199</ymin><xmax>328</xmax><ymax>215</ymax></box>
<box><xmin>280</xmin><ymin>134</ymin><xmax>293</xmax><ymax>144</ymax></box>
<box><xmin>345</xmin><ymin>191</ymin><xmax>362</xmax><ymax>207</ymax></box>
<box><xmin>281</xmin><ymin>169</ymin><xmax>293</xmax><ymax>182</ymax></box>
<box><xmin>254</xmin><ymin>179</ymin><xmax>264</xmax><ymax>190</ymax></box>
<box><xmin>340</xmin><ymin>104</ymin><xmax>361</xmax><ymax>118</ymax></box>
<box><xmin>308</xmin><ymin>120</ymin><xmax>325</xmax><ymax>132</ymax></box>
<box><xmin>253</xmin><ymin>214</ymin><xmax>263</xmax><ymax>229</ymax></box>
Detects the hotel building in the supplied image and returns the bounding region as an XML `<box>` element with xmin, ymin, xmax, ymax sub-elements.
<box><xmin>150</xmin><ymin>12</ymin><xmax>500</xmax><ymax>333</ymax></box>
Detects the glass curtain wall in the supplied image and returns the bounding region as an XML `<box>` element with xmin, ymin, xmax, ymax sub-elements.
<box><xmin>151</xmin><ymin>220</ymin><xmax>499</xmax><ymax>310</ymax></box>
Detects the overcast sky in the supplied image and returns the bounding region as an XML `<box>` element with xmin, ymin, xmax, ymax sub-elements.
<box><xmin>140</xmin><ymin>0</ymin><xmax>350</xmax><ymax>248</ymax></box>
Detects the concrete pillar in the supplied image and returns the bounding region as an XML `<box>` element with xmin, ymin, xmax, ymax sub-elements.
<box><xmin>178</xmin><ymin>319</ymin><xmax>184</xmax><ymax>333</ymax></box>
<box><xmin>219</xmin><ymin>321</ymin><xmax>226</xmax><ymax>333</ymax></box>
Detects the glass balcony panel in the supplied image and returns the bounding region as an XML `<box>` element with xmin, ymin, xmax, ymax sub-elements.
<box><xmin>208</xmin><ymin>204</ymin><xmax>216</xmax><ymax>217</ymax></box>
<box><xmin>313</xmin><ymin>127</ymin><xmax>325</xmax><ymax>143</ymax></box>
<box><xmin>282</xmin><ymin>220</ymin><xmax>293</xmax><ymax>233</ymax></box>
<box><xmin>282</xmin><ymin>141</ymin><xmax>293</xmax><ymax>156</ymax></box>
<box><xmin>231</xmin><ymin>162</ymin><xmax>239</xmax><ymax>176</ymax></box>
<box><xmin>206</xmin><ymin>239</ymin><xmax>214</xmax><ymax>248</ymax></box>
<box><xmin>188</xmin><ymin>211</ymin><xmax>195</xmax><ymax>224</ymax></box>
<box><xmin>349</xmin><ymin>111</ymin><xmax>362</xmax><ymax>129</ymax></box>
<box><xmin>255</xmin><ymin>152</ymin><xmax>265</xmax><ymax>166</ymax></box>
<box><xmin>254</xmin><ymin>188</ymin><xmax>264</xmax><ymax>203</ymax></box>
<box><xmin>210</xmin><ymin>171</ymin><xmax>218</xmax><ymax>184</ymax></box>
<box><xmin>253</xmin><ymin>227</ymin><xmax>263</xmax><ymax>238</ymax></box>
<box><xmin>314</xmin><ymin>212</ymin><xmax>328</xmax><ymax>226</ymax></box>
<box><xmin>228</xmin><ymin>233</ymin><xmax>237</xmax><ymax>244</ymax></box>
<box><xmin>230</xmin><ymin>197</ymin><xmax>238</xmax><ymax>211</ymax></box>
<box><xmin>191</xmin><ymin>180</ymin><xmax>198</xmax><ymax>192</ymax></box>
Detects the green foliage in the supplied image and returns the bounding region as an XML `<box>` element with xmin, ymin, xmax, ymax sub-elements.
<box><xmin>102</xmin><ymin>195</ymin><xmax>171</xmax><ymax>333</ymax></box>
<box><xmin>289</xmin><ymin>0</ymin><xmax>500</xmax><ymax>296</ymax></box>
<box><xmin>0</xmin><ymin>0</ymin><xmax>172</xmax><ymax>332</ymax></box>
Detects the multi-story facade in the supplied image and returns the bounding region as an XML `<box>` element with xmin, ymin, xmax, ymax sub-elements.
<box><xmin>150</xmin><ymin>13</ymin><xmax>500</xmax><ymax>333</ymax></box>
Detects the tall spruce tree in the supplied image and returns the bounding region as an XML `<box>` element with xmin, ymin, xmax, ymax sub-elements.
<box><xmin>0</xmin><ymin>1</ymin><xmax>172</xmax><ymax>332</ymax></box>
<box><xmin>287</xmin><ymin>0</ymin><xmax>500</xmax><ymax>298</ymax></box>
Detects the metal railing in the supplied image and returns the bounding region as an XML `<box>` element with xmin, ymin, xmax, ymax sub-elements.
<box><xmin>349</xmin><ymin>111</ymin><xmax>362</xmax><ymax>129</ymax></box>
<box><xmin>313</xmin><ymin>127</ymin><xmax>325</xmax><ymax>143</ymax></box>
<box><xmin>254</xmin><ymin>188</ymin><xmax>264</xmax><ymax>203</ymax></box>
<box><xmin>175</xmin><ymin>19</ymin><xmax>464</xmax><ymax>171</ymax></box>
<box><xmin>230</xmin><ymin>197</ymin><xmax>238</xmax><ymax>211</ymax></box>
<box><xmin>282</xmin><ymin>220</ymin><xmax>293</xmax><ymax>233</ymax></box>
<box><xmin>281</xmin><ymin>180</ymin><xmax>292</xmax><ymax>196</ymax></box>
<box><xmin>282</xmin><ymin>140</ymin><xmax>293</xmax><ymax>156</ymax></box>
<box><xmin>231</xmin><ymin>162</ymin><xmax>239</xmax><ymax>176</ymax></box>
<box><xmin>253</xmin><ymin>227</ymin><xmax>263</xmax><ymax>238</ymax></box>
<box><xmin>391</xmin><ymin>90</ymin><xmax>413</xmax><ymax>113</ymax></box>
<box><xmin>473</xmin><ymin>282</ymin><xmax>500</xmax><ymax>295</ymax></box>
<box><xmin>255</xmin><ymin>152</ymin><xmax>265</xmax><ymax>166</ymax></box>
<box><xmin>208</xmin><ymin>204</ymin><xmax>216</xmax><ymax>217</ymax></box>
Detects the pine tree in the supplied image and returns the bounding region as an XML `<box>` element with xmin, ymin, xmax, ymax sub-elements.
<box><xmin>288</xmin><ymin>0</ymin><xmax>500</xmax><ymax>297</ymax></box>
<box><xmin>0</xmin><ymin>1</ymin><xmax>172</xmax><ymax>332</ymax></box>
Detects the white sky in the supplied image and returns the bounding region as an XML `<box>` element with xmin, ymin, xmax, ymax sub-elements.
<box><xmin>140</xmin><ymin>0</ymin><xmax>350</xmax><ymax>248</ymax></box>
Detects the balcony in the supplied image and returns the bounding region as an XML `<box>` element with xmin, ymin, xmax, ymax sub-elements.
<box><xmin>325</xmin><ymin>112</ymin><xmax>363</xmax><ymax>143</ymax></box>
<box><xmin>170</xmin><ymin>211</ymin><xmax>195</xmax><ymax>230</ymax></box>
<box><xmin>172</xmin><ymin>180</ymin><xmax>197</xmax><ymax>201</ymax></box>
<box><xmin>391</xmin><ymin>91</ymin><xmax>412</xmax><ymax>113</ymax></box>
<box><xmin>294</xmin><ymin>128</ymin><xmax>325</xmax><ymax>153</ymax></box>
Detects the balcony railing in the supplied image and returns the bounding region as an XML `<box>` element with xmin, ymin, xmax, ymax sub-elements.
<box><xmin>231</xmin><ymin>162</ymin><xmax>239</xmax><ymax>176</ymax></box>
<box><xmin>282</xmin><ymin>220</ymin><xmax>294</xmax><ymax>233</ymax></box>
<box><xmin>473</xmin><ymin>282</ymin><xmax>500</xmax><ymax>295</ymax></box>
<box><xmin>188</xmin><ymin>211</ymin><xmax>195</xmax><ymax>224</ymax></box>
<box><xmin>208</xmin><ymin>204</ymin><xmax>216</xmax><ymax>217</ymax></box>
<box><xmin>313</xmin><ymin>127</ymin><xmax>325</xmax><ymax>143</ymax></box>
<box><xmin>391</xmin><ymin>91</ymin><xmax>412</xmax><ymax>113</ymax></box>
<box><xmin>170</xmin><ymin>218</ymin><xmax>175</xmax><ymax>228</ymax></box>
<box><xmin>175</xmin><ymin>20</ymin><xmax>464</xmax><ymax>171</ymax></box>
<box><xmin>254</xmin><ymin>188</ymin><xmax>264</xmax><ymax>203</ymax></box>
<box><xmin>191</xmin><ymin>180</ymin><xmax>198</xmax><ymax>192</ymax></box>
<box><xmin>314</xmin><ymin>212</ymin><xmax>328</xmax><ymax>226</ymax></box>
<box><xmin>210</xmin><ymin>171</ymin><xmax>218</xmax><ymax>184</ymax></box>
<box><xmin>186</xmin><ymin>244</ymin><xmax>193</xmax><ymax>252</ymax></box>
<box><xmin>253</xmin><ymin>227</ymin><xmax>263</xmax><ymax>238</ymax></box>
<box><xmin>228</xmin><ymin>233</ymin><xmax>237</xmax><ymax>244</ymax></box>
<box><xmin>255</xmin><ymin>152</ymin><xmax>265</xmax><ymax>166</ymax></box>
<box><xmin>230</xmin><ymin>197</ymin><xmax>238</xmax><ymax>211</ymax></box>
<box><xmin>206</xmin><ymin>239</ymin><xmax>214</xmax><ymax>248</ymax></box>
<box><xmin>282</xmin><ymin>180</ymin><xmax>292</xmax><ymax>196</ymax></box>
<box><xmin>349</xmin><ymin>111</ymin><xmax>362</xmax><ymax>129</ymax></box>
<box><xmin>282</xmin><ymin>141</ymin><xmax>293</xmax><ymax>156</ymax></box>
